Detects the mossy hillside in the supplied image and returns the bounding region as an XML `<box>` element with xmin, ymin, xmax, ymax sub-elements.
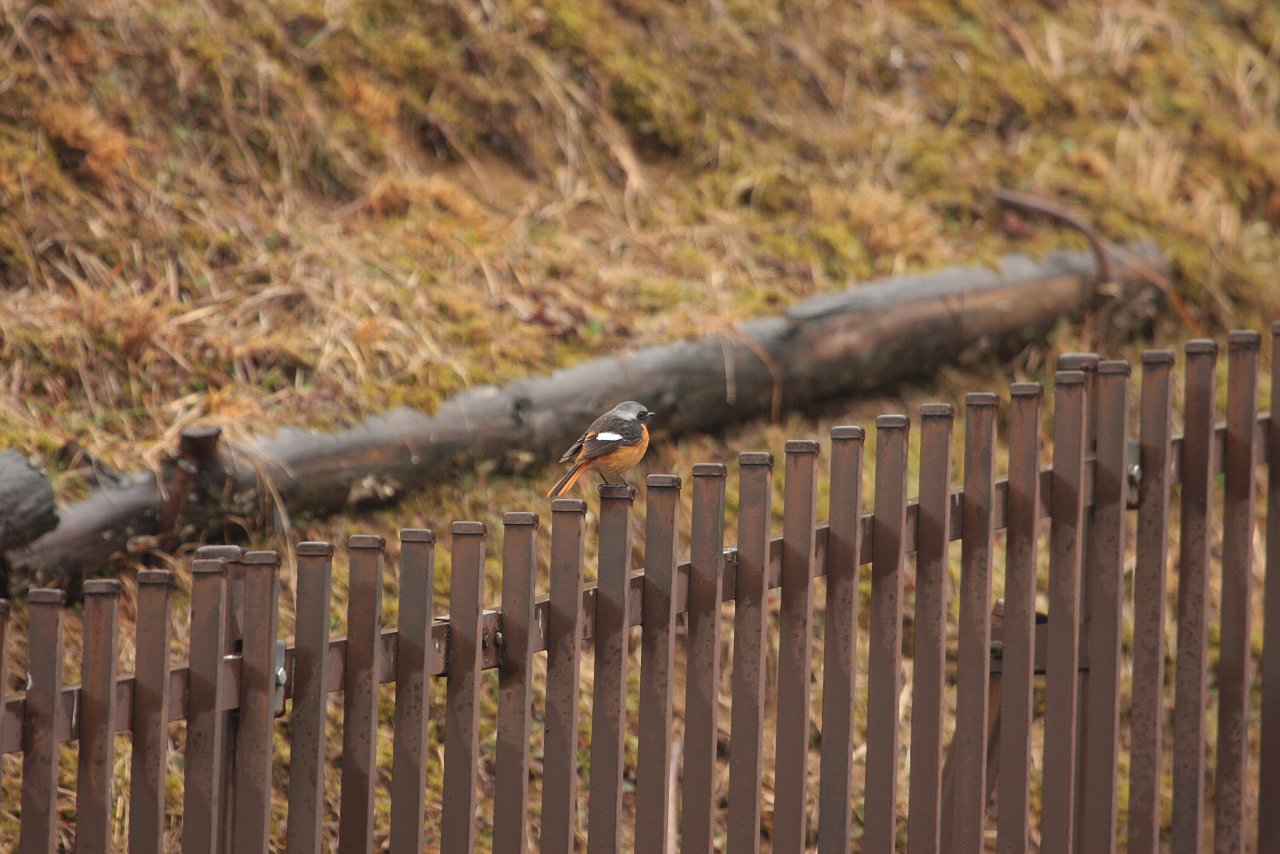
<box><xmin>4</xmin><ymin>1</ymin><xmax>1280</xmax><ymax>485</ymax></box>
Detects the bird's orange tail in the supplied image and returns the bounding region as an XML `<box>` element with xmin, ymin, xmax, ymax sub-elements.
<box><xmin>547</xmin><ymin>462</ymin><xmax>588</xmax><ymax>498</ymax></box>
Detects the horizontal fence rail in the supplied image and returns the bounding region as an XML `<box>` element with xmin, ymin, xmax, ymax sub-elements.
<box><xmin>0</xmin><ymin>329</ymin><xmax>1277</xmax><ymax>853</ymax></box>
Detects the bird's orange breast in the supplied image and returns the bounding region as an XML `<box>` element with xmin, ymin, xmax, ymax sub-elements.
<box><xmin>598</xmin><ymin>427</ymin><xmax>649</xmax><ymax>474</ymax></box>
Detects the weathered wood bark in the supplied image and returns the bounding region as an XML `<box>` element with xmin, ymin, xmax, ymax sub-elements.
<box><xmin>0</xmin><ymin>451</ymin><xmax>57</xmax><ymax>552</ymax></box>
<box><xmin>3</xmin><ymin>243</ymin><xmax>1165</xmax><ymax>593</ymax></box>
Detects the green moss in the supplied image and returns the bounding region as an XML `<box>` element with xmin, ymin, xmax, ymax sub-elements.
<box><xmin>606</xmin><ymin>56</ymin><xmax>699</xmax><ymax>155</ymax></box>
<box><xmin>540</xmin><ymin>0</ymin><xmax>596</xmax><ymax>56</ymax></box>
<box><xmin>747</xmin><ymin>172</ymin><xmax>809</xmax><ymax>216</ymax></box>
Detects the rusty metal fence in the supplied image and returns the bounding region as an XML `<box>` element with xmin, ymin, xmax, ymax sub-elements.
<box><xmin>3</xmin><ymin>328</ymin><xmax>1280</xmax><ymax>852</ymax></box>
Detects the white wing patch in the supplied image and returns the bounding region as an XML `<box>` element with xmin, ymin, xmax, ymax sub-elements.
<box><xmin>596</xmin><ymin>431</ymin><xmax>623</xmax><ymax>441</ymax></box>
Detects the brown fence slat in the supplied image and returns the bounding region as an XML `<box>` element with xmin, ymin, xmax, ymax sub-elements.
<box><xmin>1172</xmin><ymin>340</ymin><xmax>1217</xmax><ymax>854</ymax></box>
<box><xmin>494</xmin><ymin>513</ymin><xmax>539</xmax><ymax>853</ymax></box>
<box><xmin>1041</xmin><ymin>371</ymin><xmax>1088</xmax><ymax>854</ymax></box>
<box><xmin>952</xmin><ymin>394</ymin><xmax>998</xmax><ymax>854</ymax></box>
<box><xmin>206</xmin><ymin>545</ymin><xmax>247</xmax><ymax>677</ymax></box>
<box><xmin>773</xmin><ymin>440</ymin><xmax>821</xmax><ymax>853</ymax></box>
<box><xmin>185</xmin><ymin>557</ymin><xmax>229</xmax><ymax>854</ymax></box>
<box><xmin>726</xmin><ymin>453</ymin><xmax>774</xmax><ymax>854</ymax></box>
<box><xmin>287</xmin><ymin>542</ymin><xmax>334</xmax><ymax>854</ymax></box>
<box><xmin>338</xmin><ymin>536</ymin><xmax>386</xmax><ymax>853</ymax></box>
<box><xmin>636</xmin><ymin>475</ymin><xmax>682</xmax><ymax>854</ymax></box>
<box><xmin>76</xmin><ymin>579</ymin><xmax>122</xmax><ymax>853</ymax></box>
<box><xmin>1127</xmin><ymin>351</ymin><xmax>1175</xmax><ymax>854</ymax></box>
<box><xmin>443</xmin><ymin>522</ymin><xmax>486</xmax><ymax>852</ymax></box>
<box><xmin>214</xmin><ymin>542</ymin><xmax>247</xmax><ymax>648</ymax></box>
<box><xmin>233</xmin><ymin>551</ymin><xmax>283</xmax><ymax>854</ymax></box>
<box><xmin>0</xmin><ymin>599</ymin><xmax>8</xmax><ymax>769</ymax></box>
<box><xmin>587</xmin><ymin>484</ymin><xmax>636</xmax><ymax>854</ymax></box>
<box><xmin>1059</xmin><ymin>353</ymin><xmax>1100</xmax><ymax>853</ymax></box>
<box><xmin>1215</xmin><ymin>330</ymin><xmax>1259</xmax><ymax>850</ymax></box>
<box><xmin>1079</xmin><ymin>361</ymin><xmax>1131</xmax><ymax>854</ymax></box>
<box><xmin>194</xmin><ymin>545</ymin><xmax>243</xmax><ymax>853</ymax></box>
<box><xmin>907</xmin><ymin>407</ymin><xmax>952</xmax><ymax>854</ymax></box>
<box><xmin>541</xmin><ymin>499</ymin><xmax>587</xmax><ymax>854</ymax></box>
<box><xmin>1263</xmin><ymin>322</ymin><xmax>1280</xmax><ymax>854</ymax></box>
<box><xmin>18</xmin><ymin>588</ymin><xmax>65</xmax><ymax>854</ymax></box>
<box><xmin>818</xmin><ymin>426</ymin><xmax>866</xmax><ymax>854</ymax></box>
<box><xmin>389</xmin><ymin>531</ymin><xmax>435</xmax><ymax>854</ymax></box>
<box><xmin>681</xmin><ymin>464</ymin><xmax>728</xmax><ymax>854</ymax></box>
<box><xmin>864</xmin><ymin>417</ymin><xmax>910</xmax><ymax>852</ymax></box>
<box><xmin>997</xmin><ymin>384</ymin><xmax>1041</xmax><ymax>854</ymax></box>
<box><xmin>129</xmin><ymin>570</ymin><xmax>173</xmax><ymax>854</ymax></box>
<box><xmin>198</xmin><ymin>544</ymin><xmax>245</xmax><ymax>851</ymax></box>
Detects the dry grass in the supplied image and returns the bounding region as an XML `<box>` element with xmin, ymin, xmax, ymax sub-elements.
<box><xmin>2</xmin><ymin>0</ymin><xmax>1280</xmax><ymax>848</ymax></box>
<box><xmin>3</xmin><ymin>0</ymin><xmax>1279</xmax><ymax>469</ymax></box>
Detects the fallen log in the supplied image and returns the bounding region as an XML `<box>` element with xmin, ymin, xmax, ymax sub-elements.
<box><xmin>0</xmin><ymin>451</ymin><xmax>58</xmax><ymax>553</ymax></box>
<box><xmin>3</xmin><ymin>242</ymin><xmax>1166</xmax><ymax>594</ymax></box>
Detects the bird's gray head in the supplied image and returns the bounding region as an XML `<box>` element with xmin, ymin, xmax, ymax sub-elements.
<box><xmin>613</xmin><ymin>401</ymin><xmax>654</xmax><ymax>423</ymax></box>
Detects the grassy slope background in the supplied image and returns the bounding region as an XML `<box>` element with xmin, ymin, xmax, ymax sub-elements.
<box><xmin>2</xmin><ymin>0</ymin><xmax>1280</xmax><ymax>848</ymax></box>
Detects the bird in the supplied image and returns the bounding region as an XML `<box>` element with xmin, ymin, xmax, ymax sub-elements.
<box><xmin>547</xmin><ymin>401</ymin><xmax>654</xmax><ymax>498</ymax></box>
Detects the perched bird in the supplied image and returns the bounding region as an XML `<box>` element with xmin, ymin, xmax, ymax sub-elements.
<box><xmin>547</xmin><ymin>401</ymin><xmax>654</xmax><ymax>498</ymax></box>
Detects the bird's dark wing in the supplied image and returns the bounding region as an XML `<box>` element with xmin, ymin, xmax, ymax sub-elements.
<box><xmin>575</xmin><ymin>424</ymin><xmax>644</xmax><ymax>461</ymax></box>
<box><xmin>558</xmin><ymin>431</ymin><xmax>588</xmax><ymax>464</ymax></box>
<box><xmin>576</xmin><ymin>432</ymin><xmax>626</xmax><ymax>461</ymax></box>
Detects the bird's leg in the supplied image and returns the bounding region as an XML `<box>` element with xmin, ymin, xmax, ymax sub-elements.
<box><xmin>598</xmin><ymin>471</ymin><xmax>610</xmax><ymax>484</ymax></box>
